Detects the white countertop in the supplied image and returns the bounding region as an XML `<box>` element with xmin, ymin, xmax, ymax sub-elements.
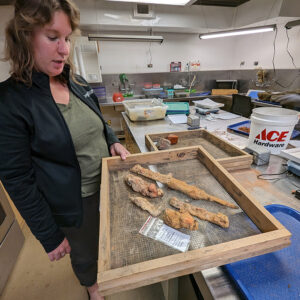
<box><xmin>122</xmin><ymin>110</ymin><xmax>249</xmax><ymax>153</ymax></box>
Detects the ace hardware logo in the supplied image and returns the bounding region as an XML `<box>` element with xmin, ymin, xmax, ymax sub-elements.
<box><xmin>253</xmin><ymin>128</ymin><xmax>289</xmax><ymax>149</ymax></box>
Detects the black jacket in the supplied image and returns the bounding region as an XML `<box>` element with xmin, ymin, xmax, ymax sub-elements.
<box><xmin>0</xmin><ymin>68</ymin><xmax>119</xmax><ymax>253</ymax></box>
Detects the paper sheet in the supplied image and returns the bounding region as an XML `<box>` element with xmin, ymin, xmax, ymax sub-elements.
<box><xmin>211</xmin><ymin>130</ymin><xmax>249</xmax><ymax>149</ymax></box>
<box><xmin>193</xmin><ymin>98</ymin><xmax>224</xmax><ymax>109</ymax></box>
<box><xmin>214</xmin><ymin>112</ymin><xmax>241</xmax><ymax>120</ymax></box>
<box><xmin>168</xmin><ymin>114</ymin><xmax>187</xmax><ymax>124</ymax></box>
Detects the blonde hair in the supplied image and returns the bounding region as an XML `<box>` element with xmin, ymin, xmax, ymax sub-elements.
<box><xmin>4</xmin><ymin>0</ymin><xmax>80</xmax><ymax>86</ymax></box>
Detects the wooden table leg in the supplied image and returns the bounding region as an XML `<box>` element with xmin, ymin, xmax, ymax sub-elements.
<box><xmin>161</xmin><ymin>278</ymin><xmax>178</xmax><ymax>300</ymax></box>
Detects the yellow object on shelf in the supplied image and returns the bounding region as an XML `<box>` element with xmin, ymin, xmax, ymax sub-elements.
<box><xmin>212</xmin><ymin>89</ymin><xmax>238</xmax><ymax>95</ymax></box>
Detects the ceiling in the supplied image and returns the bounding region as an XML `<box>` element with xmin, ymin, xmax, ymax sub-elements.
<box><xmin>0</xmin><ymin>0</ymin><xmax>250</xmax><ymax>6</ymax></box>
<box><xmin>193</xmin><ymin>0</ymin><xmax>249</xmax><ymax>7</ymax></box>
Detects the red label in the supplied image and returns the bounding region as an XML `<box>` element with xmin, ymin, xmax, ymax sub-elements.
<box><xmin>255</xmin><ymin>129</ymin><xmax>289</xmax><ymax>142</ymax></box>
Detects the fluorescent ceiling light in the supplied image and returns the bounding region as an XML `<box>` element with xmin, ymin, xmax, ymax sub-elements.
<box><xmin>105</xmin><ymin>0</ymin><xmax>195</xmax><ymax>5</ymax></box>
<box><xmin>199</xmin><ymin>25</ymin><xmax>276</xmax><ymax>39</ymax></box>
<box><xmin>88</xmin><ymin>34</ymin><xmax>164</xmax><ymax>43</ymax></box>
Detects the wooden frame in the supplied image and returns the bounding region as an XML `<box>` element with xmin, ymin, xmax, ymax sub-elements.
<box><xmin>98</xmin><ymin>146</ymin><xmax>290</xmax><ymax>296</ymax></box>
<box><xmin>0</xmin><ymin>182</ymin><xmax>15</xmax><ymax>242</ymax></box>
<box><xmin>145</xmin><ymin>129</ymin><xmax>252</xmax><ymax>171</ymax></box>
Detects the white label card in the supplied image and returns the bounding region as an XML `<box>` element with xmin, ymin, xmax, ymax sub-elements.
<box><xmin>140</xmin><ymin>216</ymin><xmax>190</xmax><ymax>252</ymax></box>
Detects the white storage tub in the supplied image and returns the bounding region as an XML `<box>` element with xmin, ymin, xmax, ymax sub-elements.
<box><xmin>123</xmin><ymin>99</ymin><xmax>167</xmax><ymax>121</ymax></box>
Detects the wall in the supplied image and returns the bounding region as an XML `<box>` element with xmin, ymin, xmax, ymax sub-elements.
<box><xmin>232</xmin><ymin>18</ymin><xmax>300</xmax><ymax>70</ymax></box>
<box><xmin>76</xmin><ymin>0</ymin><xmax>235</xmax><ymax>33</ymax></box>
<box><xmin>0</xmin><ymin>3</ymin><xmax>299</xmax><ymax>80</ymax></box>
<box><xmin>0</xmin><ymin>6</ymin><xmax>13</xmax><ymax>82</ymax></box>
<box><xmin>98</xmin><ymin>31</ymin><xmax>235</xmax><ymax>74</ymax></box>
<box><xmin>76</xmin><ymin>0</ymin><xmax>297</xmax><ymax>33</ymax></box>
<box><xmin>74</xmin><ymin>0</ymin><xmax>300</xmax><ymax>74</ymax></box>
<box><xmin>98</xmin><ymin>19</ymin><xmax>300</xmax><ymax>74</ymax></box>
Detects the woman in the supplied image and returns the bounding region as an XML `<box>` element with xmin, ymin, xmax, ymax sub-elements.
<box><xmin>0</xmin><ymin>1</ymin><xmax>129</xmax><ymax>299</ymax></box>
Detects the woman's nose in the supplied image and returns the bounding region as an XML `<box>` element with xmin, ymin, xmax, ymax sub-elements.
<box><xmin>57</xmin><ymin>39</ymin><xmax>69</xmax><ymax>55</ymax></box>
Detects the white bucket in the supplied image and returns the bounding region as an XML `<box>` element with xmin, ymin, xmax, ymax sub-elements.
<box><xmin>248</xmin><ymin>107</ymin><xmax>299</xmax><ymax>154</ymax></box>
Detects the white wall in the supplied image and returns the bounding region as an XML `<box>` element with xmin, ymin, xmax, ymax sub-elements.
<box><xmin>232</xmin><ymin>19</ymin><xmax>300</xmax><ymax>70</ymax></box>
<box><xmin>0</xmin><ymin>6</ymin><xmax>13</xmax><ymax>82</ymax></box>
<box><xmin>77</xmin><ymin>0</ymin><xmax>235</xmax><ymax>33</ymax></box>
<box><xmin>77</xmin><ymin>0</ymin><xmax>300</xmax><ymax>33</ymax></box>
<box><xmin>98</xmin><ymin>19</ymin><xmax>300</xmax><ymax>74</ymax></box>
<box><xmin>0</xmin><ymin>3</ymin><xmax>299</xmax><ymax>79</ymax></box>
<box><xmin>98</xmin><ymin>32</ymin><xmax>235</xmax><ymax>73</ymax></box>
<box><xmin>75</xmin><ymin>0</ymin><xmax>300</xmax><ymax>74</ymax></box>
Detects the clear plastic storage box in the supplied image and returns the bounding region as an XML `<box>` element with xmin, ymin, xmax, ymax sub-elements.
<box><xmin>123</xmin><ymin>99</ymin><xmax>167</xmax><ymax>121</ymax></box>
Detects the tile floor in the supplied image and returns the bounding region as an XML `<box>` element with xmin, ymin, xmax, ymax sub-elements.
<box><xmin>1</xmin><ymin>225</ymin><xmax>166</xmax><ymax>300</ymax></box>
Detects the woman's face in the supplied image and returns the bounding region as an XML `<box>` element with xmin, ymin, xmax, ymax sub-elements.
<box><xmin>32</xmin><ymin>10</ymin><xmax>72</xmax><ymax>77</ymax></box>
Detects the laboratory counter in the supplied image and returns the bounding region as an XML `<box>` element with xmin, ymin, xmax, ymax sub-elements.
<box><xmin>121</xmin><ymin>110</ymin><xmax>248</xmax><ymax>153</ymax></box>
<box><xmin>100</xmin><ymin>95</ymin><xmax>278</xmax><ymax>137</ymax></box>
<box><xmin>101</xmin><ymin>95</ymin><xmax>231</xmax><ymax>107</ymax></box>
<box><xmin>121</xmin><ymin>111</ymin><xmax>300</xmax><ymax>300</ymax></box>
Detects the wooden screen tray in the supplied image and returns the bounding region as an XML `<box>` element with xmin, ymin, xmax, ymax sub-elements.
<box><xmin>145</xmin><ymin>129</ymin><xmax>253</xmax><ymax>171</ymax></box>
<box><xmin>98</xmin><ymin>146</ymin><xmax>290</xmax><ymax>295</ymax></box>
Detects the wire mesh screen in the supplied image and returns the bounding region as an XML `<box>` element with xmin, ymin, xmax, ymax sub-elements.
<box><xmin>109</xmin><ymin>159</ymin><xmax>260</xmax><ymax>269</ymax></box>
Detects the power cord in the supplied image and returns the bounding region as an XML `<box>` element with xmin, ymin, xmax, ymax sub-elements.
<box><xmin>270</xmin><ymin>26</ymin><xmax>299</xmax><ymax>89</ymax></box>
<box><xmin>272</xmin><ymin>26</ymin><xmax>278</xmax><ymax>77</ymax></box>
<box><xmin>257</xmin><ymin>169</ymin><xmax>288</xmax><ymax>181</ymax></box>
<box><xmin>285</xmin><ymin>28</ymin><xmax>297</xmax><ymax>69</ymax></box>
<box><xmin>257</xmin><ymin>166</ymin><xmax>300</xmax><ymax>188</ymax></box>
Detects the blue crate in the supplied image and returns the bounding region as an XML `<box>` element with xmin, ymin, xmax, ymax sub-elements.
<box><xmin>223</xmin><ymin>204</ymin><xmax>300</xmax><ymax>300</ymax></box>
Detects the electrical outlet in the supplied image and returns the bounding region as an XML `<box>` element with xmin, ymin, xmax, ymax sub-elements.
<box><xmin>147</xmin><ymin>64</ymin><xmax>153</xmax><ymax>68</ymax></box>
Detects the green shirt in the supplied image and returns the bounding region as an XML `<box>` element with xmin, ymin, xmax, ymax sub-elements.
<box><xmin>57</xmin><ymin>91</ymin><xmax>109</xmax><ymax>197</ymax></box>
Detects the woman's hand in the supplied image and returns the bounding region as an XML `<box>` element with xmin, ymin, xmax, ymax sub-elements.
<box><xmin>47</xmin><ymin>237</ymin><xmax>71</xmax><ymax>261</ymax></box>
<box><xmin>110</xmin><ymin>143</ymin><xmax>130</xmax><ymax>160</ymax></box>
